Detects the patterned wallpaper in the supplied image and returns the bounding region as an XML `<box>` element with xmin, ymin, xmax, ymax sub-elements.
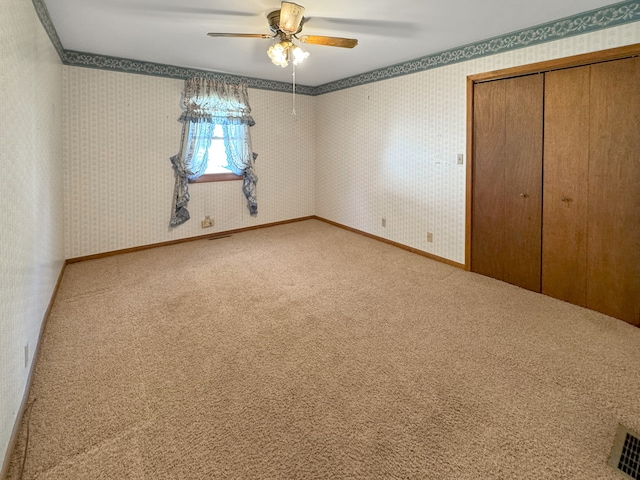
<box><xmin>315</xmin><ymin>23</ymin><xmax>640</xmax><ymax>265</ymax></box>
<box><xmin>0</xmin><ymin>0</ymin><xmax>64</xmax><ymax>468</ymax></box>
<box><xmin>63</xmin><ymin>21</ymin><xmax>640</xmax><ymax>262</ymax></box>
<box><xmin>63</xmin><ymin>69</ymin><xmax>315</xmax><ymax>259</ymax></box>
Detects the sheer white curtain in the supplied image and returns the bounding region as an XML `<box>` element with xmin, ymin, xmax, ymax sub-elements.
<box><xmin>169</xmin><ymin>77</ymin><xmax>258</xmax><ymax>227</ymax></box>
<box><xmin>223</xmin><ymin>122</ymin><xmax>257</xmax><ymax>215</ymax></box>
<box><xmin>169</xmin><ymin>121</ymin><xmax>215</xmax><ymax>227</ymax></box>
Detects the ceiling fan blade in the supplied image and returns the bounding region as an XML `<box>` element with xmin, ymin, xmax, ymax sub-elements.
<box><xmin>111</xmin><ymin>1</ymin><xmax>259</xmax><ymax>18</ymax></box>
<box><xmin>279</xmin><ymin>2</ymin><xmax>305</xmax><ymax>34</ymax></box>
<box><xmin>299</xmin><ymin>35</ymin><xmax>358</xmax><ymax>48</ymax></box>
<box><xmin>146</xmin><ymin>8</ymin><xmax>257</xmax><ymax>16</ymax></box>
<box><xmin>207</xmin><ymin>33</ymin><xmax>273</xmax><ymax>39</ymax></box>
<box><xmin>305</xmin><ymin>17</ymin><xmax>416</xmax><ymax>36</ymax></box>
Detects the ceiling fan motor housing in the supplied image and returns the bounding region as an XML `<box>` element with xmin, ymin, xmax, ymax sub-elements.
<box><xmin>268</xmin><ymin>9</ymin><xmax>305</xmax><ymax>36</ymax></box>
<box><xmin>207</xmin><ymin>2</ymin><xmax>357</xmax><ymax>50</ymax></box>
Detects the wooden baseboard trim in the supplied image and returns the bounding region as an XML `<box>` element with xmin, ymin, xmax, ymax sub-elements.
<box><xmin>313</xmin><ymin>216</ymin><xmax>465</xmax><ymax>270</ymax></box>
<box><xmin>1</xmin><ymin>262</ymin><xmax>66</xmax><ymax>480</ymax></box>
<box><xmin>65</xmin><ymin>216</ymin><xmax>464</xmax><ymax>270</ymax></box>
<box><xmin>65</xmin><ymin>216</ymin><xmax>316</xmax><ymax>264</ymax></box>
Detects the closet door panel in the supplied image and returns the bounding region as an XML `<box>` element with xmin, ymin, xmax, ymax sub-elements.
<box><xmin>503</xmin><ymin>75</ymin><xmax>543</xmax><ymax>292</ymax></box>
<box><xmin>472</xmin><ymin>80</ymin><xmax>506</xmax><ymax>280</ymax></box>
<box><xmin>588</xmin><ymin>57</ymin><xmax>640</xmax><ymax>325</ymax></box>
<box><xmin>542</xmin><ymin>67</ymin><xmax>590</xmax><ymax>306</ymax></box>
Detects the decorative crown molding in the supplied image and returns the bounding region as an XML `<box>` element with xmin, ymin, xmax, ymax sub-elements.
<box><xmin>314</xmin><ymin>0</ymin><xmax>640</xmax><ymax>94</ymax></box>
<box><xmin>33</xmin><ymin>0</ymin><xmax>640</xmax><ymax>96</ymax></box>
<box><xmin>61</xmin><ymin>51</ymin><xmax>316</xmax><ymax>95</ymax></box>
<box><xmin>31</xmin><ymin>0</ymin><xmax>65</xmax><ymax>60</ymax></box>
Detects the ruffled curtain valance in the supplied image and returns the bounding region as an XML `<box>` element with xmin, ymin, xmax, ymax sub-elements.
<box><xmin>170</xmin><ymin>77</ymin><xmax>258</xmax><ymax>228</ymax></box>
<box><xmin>179</xmin><ymin>78</ymin><xmax>255</xmax><ymax>125</ymax></box>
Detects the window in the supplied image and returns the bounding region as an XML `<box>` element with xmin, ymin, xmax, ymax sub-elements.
<box><xmin>170</xmin><ymin>77</ymin><xmax>257</xmax><ymax>227</ymax></box>
<box><xmin>190</xmin><ymin>124</ymin><xmax>242</xmax><ymax>183</ymax></box>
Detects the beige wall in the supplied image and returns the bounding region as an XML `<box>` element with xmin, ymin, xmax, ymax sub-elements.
<box><xmin>315</xmin><ymin>23</ymin><xmax>640</xmax><ymax>264</ymax></box>
<box><xmin>0</xmin><ymin>0</ymin><xmax>65</xmax><ymax>469</ymax></box>
<box><xmin>62</xmin><ymin>24</ymin><xmax>640</xmax><ymax>263</ymax></box>
<box><xmin>63</xmin><ymin>69</ymin><xmax>316</xmax><ymax>259</ymax></box>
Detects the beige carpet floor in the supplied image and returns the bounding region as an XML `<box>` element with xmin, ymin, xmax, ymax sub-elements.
<box><xmin>6</xmin><ymin>219</ymin><xmax>640</xmax><ymax>479</ymax></box>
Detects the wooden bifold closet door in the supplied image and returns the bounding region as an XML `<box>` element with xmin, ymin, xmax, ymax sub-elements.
<box><xmin>542</xmin><ymin>66</ymin><xmax>590</xmax><ymax>307</ymax></box>
<box><xmin>471</xmin><ymin>74</ymin><xmax>543</xmax><ymax>293</ymax></box>
<box><xmin>544</xmin><ymin>57</ymin><xmax>640</xmax><ymax>325</ymax></box>
<box><xmin>587</xmin><ymin>57</ymin><xmax>640</xmax><ymax>325</ymax></box>
<box><xmin>472</xmin><ymin>56</ymin><xmax>640</xmax><ymax>326</ymax></box>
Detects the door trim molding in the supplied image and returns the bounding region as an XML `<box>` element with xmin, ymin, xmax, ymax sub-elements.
<box><xmin>464</xmin><ymin>42</ymin><xmax>640</xmax><ymax>270</ymax></box>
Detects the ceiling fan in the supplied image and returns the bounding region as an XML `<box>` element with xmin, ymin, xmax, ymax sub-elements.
<box><xmin>207</xmin><ymin>1</ymin><xmax>358</xmax><ymax>67</ymax></box>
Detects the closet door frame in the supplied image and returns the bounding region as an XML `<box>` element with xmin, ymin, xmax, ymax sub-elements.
<box><xmin>465</xmin><ymin>43</ymin><xmax>640</xmax><ymax>270</ymax></box>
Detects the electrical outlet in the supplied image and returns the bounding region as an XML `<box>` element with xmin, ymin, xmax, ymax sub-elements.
<box><xmin>201</xmin><ymin>216</ymin><xmax>214</xmax><ymax>228</ymax></box>
<box><xmin>382</xmin><ymin>218</ymin><xmax>386</xmax><ymax>227</ymax></box>
<box><xmin>427</xmin><ymin>232</ymin><xmax>434</xmax><ymax>243</ymax></box>
<box><xmin>457</xmin><ymin>154</ymin><xmax>464</xmax><ymax>165</ymax></box>
<box><xmin>24</xmin><ymin>344</ymin><xmax>28</xmax><ymax>368</ymax></box>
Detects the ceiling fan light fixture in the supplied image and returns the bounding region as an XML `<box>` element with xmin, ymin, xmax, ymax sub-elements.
<box><xmin>267</xmin><ymin>41</ymin><xmax>308</xmax><ymax>67</ymax></box>
<box><xmin>291</xmin><ymin>45</ymin><xmax>309</xmax><ymax>65</ymax></box>
<box><xmin>279</xmin><ymin>2</ymin><xmax>305</xmax><ymax>34</ymax></box>
<box><xmin>267</xmin><ymin>41</ymin><xmax>291</xmax><ymax>67</ymax></box>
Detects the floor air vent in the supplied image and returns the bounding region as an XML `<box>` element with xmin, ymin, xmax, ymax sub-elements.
<box><xmin>610</xmin><ymin>424</ymin><xmax>640</xmax><ymax>479</ymax></box>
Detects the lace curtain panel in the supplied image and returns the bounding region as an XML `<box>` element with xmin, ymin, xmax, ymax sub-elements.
<box><xmin>170</xmin><ymin>77</ymin><xmax>258</xmax><ymax>228</ymax></box>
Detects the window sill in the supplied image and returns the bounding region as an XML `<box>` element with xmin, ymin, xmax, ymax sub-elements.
<box><xmin>190</xmin><ymin>173</ymin><xmax>242</xmax><ymax>183</ymax></box>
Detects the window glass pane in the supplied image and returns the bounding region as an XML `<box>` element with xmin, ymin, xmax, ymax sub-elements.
<box><xmin>205</xmin><ymin>125</ymin><xmax>230</xmax><ymax>174</ymax></box>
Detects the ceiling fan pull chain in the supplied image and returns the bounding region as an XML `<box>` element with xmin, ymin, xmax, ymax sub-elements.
<box><xmin>292</xmin><ymin>62</ymin><xmax>297</xmax><ymax>116</ymax></box>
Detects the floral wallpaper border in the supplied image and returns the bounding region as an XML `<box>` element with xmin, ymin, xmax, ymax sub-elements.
<box><xmin>315</xmin><ymin>0</ymin><xmax>640</xmax><ymax>94</ymax></box>
<box><xmin>61</xmin><ymin>50</ymin><xmax>315</xmax><ymax>95</ymax></box>
<box><xmin>31</xmin><ymin>0</ymin><xmax>64</xmax><ymax>59</ymax></box>
<box><xmin>32</xmin><ymin>0</ymin><xmax>640</xmax><ymax>96</ymax></box>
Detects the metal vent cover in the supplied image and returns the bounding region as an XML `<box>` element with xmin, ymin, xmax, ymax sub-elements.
<box><xmin>610</xmin><ymin>424</ymin><xmax>640</xmax><ymax>480</ymax></box>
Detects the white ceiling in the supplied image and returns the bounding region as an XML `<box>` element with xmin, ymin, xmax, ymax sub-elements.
<box><xmin>44</xmin><ymin>0</ymin><xmax>622</xmax><ymax>87</ymax></box>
